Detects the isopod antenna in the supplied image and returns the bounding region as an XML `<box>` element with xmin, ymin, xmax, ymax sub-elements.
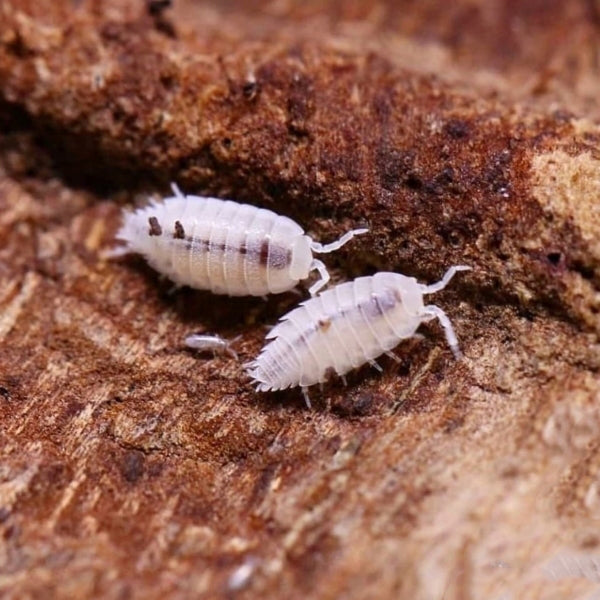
<box><xmin>422</xmin><ymin>265</ymin><xmax>471</xmax><ymax>295</ymax></box>
<box><xmin>309</xmin><ymin>227</ymin><xmax>369</xmax><ymax>254</ymax></box>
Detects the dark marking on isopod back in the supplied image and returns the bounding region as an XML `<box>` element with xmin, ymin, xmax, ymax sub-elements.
<box><xmin>258</xmin><ymin>240</ymin><xmax>292</xmax><ymax>269</ymax></box>
<box><xmin>318</xmin><ymin>319</ymin><xmax>332</xmax><ymax>331</ymax></box>
<box><xmin>173</xmin><ymin>220</ymin><xmax>185</xmax><ymax>239</ymax></box>
<box><xmin>364</xmin><ymin>290</ymin><xmax>397</xmax><ymax>319</ymax></box>
<box><xmin>148</xmin><ymin>216</ymin><xmax>162</xmax><ymax>236</ymax></box>
<box><xmin>288</xmin><ymin>290</ymin><xmax>399</xmax><ymax>355</ymax></box>
<box><xmin>259</xmin><ymin>240</ymin><xmax>270</xmax><ymax>265</ymax></box>
<box><xmin>175</xmin><ymin>233</ymin><xmax>292</xmax><ymax>268</ymax></box>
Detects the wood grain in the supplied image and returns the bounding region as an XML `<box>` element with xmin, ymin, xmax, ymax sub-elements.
<box><xmin>1</xmin><ymin>1</ymin><xmax>600</xmax><ymax>598</ymax></box>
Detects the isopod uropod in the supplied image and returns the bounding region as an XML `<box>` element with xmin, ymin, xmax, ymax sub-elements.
<box><xmin>114</xmin><ymin>184</ymin><xmax>367</xmax><ymax>296</ymax></box>
<box><xmin>246</xmin><ymin>265</ymin><xmax>471</xmax><ymax>407</ymax></box>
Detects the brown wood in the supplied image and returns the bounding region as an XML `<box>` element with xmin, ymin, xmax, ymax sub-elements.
<box><xmin>1</xmin><ymin>1</ymin><xmax>600</xmax><ymax>598</ymax></box>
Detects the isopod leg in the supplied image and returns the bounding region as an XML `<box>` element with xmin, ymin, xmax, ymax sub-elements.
<box><xmin>423</xmin><ymin>265</ymin><xmax>471</xmax><ymax>295</ymax></box>
<box><xmin>368</xmin><ymin>359</ymin><xmax>383</xmax><ymax>372</ymax></box>
<box><xmin>170</xmin><ymin>181</ymin><xmax>185</xmax><ymax>198</ymax></box>
<box><xmin>166</xmin><ymin>282</ymin><xmax>182</xmax><ymax>296</ymax></box>
<box><xmin>226</xmin><ymin>334</ymin><xmax>242</xmax><ymax>360</ymax></box>
<box><xmin>301</xmin><ymin>387</ymin><xmax>313</xmax><ymax>409</ymax></box>
<box><xmin>225</xmin><ymin>346</ymin><xmax>239</xmax><ymax>360</ymax></box>
<box><xmin>308</xmin><ymin>259</ymin><xmax>330</xmax><ymax>296</ymax></box>
<box><xmin>385</xmin><ymin>350</ymin><xmax>402</xmax><ymax>363</ymax></box>
<box><xmin>310</xmin><ymin>227</ymin><xmax>369</xmax><ymax>254</ymax></box>
<box><xmin>423</xmin><ymin>304</ymin><xmax>462</xmax><ymax>359</ymax></box>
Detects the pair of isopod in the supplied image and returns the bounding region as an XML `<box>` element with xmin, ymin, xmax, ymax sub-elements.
<box><xmin>114</xmin><ymin>183</ymin><xmax>470</xmax><ymax>407</ymax></box>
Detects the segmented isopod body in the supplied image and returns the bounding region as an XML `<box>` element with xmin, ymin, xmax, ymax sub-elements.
<box><xmin>184</xmin><ymin>333</ymin><xmax>239</xmax><ymax>359</ymax></box>
<box><xmin>246</xmin><ymin>265</ymin><xmax>471</xmax><ymax>407</ymax></box>
<box><xmin>114</xmin><ymin>184</ymin><xmax>367</xmax><ymax>296</ymax></box>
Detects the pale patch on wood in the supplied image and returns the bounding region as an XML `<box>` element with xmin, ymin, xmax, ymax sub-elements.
<box><xmin>52</xmin><ymin>296</ymin><xmax>197</xmax><ymax>375</ymax></box>
<box><xmin>0</xmin><ymin>272</ymin><xmax>40</xmax><ymax>342</ymax></box>
<box><xmin>532</xmin><ymin>150</ymin><xmax>600</xmax><ymax>259</ymax></box>
<box><xmin>135</xmin><ymin>495</ymin><xmax>181</xmax><ymax>571</ymax></box>
<box><xmin>0</xmin><ymin>463</ymin><xmax>39</xmax><ymax>510</ymax></box>
<box><xmin>46</xmin><ymin>459</ymin><xmax>89</xmax><ymax>530</ymax></box>
<box><xmin>84</xmin><ymin>218</ymin><xmax>107</xmax><ymax>252</ymax></box>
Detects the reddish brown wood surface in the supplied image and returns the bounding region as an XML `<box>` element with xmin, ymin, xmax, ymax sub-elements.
<box><xmin>1</xmin><ymin>1</ymin><xmax>600</xmax><ymax>598</ymax></box>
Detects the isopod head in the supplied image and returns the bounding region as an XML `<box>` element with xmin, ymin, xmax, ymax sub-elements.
<box><xmin>379</xmin><ymin>272</ymin><xmax>425</xmax><ymax>316</ymax></box>
<box><xmin>288</xmin><ymin>236</ymin><xmax>313</xmax><ymax>281</ymax></box>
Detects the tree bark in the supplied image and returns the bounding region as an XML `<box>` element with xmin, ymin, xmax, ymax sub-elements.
<box><xmin>1</xmin><ymin>1</ymin><xmax>600</xmax><ymax>598</ymax></box>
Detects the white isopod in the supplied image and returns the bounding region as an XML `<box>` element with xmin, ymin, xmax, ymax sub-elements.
<box><xmin>114</xmin><ymin>183</ymin><xmax>367</xmax><ymax>296</ymax></box>
<box><xmin>184</xmin><ymin>333</ymin><xmax>240</xmax><ymax>359</ymax></box>
<box><xmin>246</xmin><ymin>265</ymin><xmax>471</xmax><ymax>407</ymax></box>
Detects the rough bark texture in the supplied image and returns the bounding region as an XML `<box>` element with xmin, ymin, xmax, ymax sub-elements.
<box><xmin>1</xmin><ymin>1</ymin><xmax>600</xmax><ymax>598</ymax></box>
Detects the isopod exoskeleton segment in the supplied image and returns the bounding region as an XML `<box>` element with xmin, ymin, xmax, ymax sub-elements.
<box><xmin>113</xmin><ymin>184</ymin><xmax>367</xmax><ymax>296</ymax></box>
<box><xmin>246</xmin><ymin>265</ymin><xmax>471</xmax><ymax>407</ymax></box>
